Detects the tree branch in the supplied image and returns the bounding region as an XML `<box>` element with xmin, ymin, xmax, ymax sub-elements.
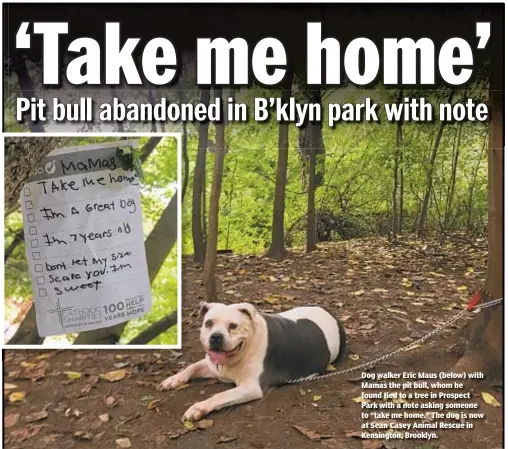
<box><xmin>126</xmin><ymin>312</ymin><xmax>178</xmax><ymax>345</ymax></box>
<box><xmin>140</xmin><ymin>137</ymin><xmax>163</xmax><ymax>163</ymax></box>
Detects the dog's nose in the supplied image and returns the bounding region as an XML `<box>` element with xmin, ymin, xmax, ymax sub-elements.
<box><xmin>209</xmin><ymin>332</ymin><xmax>224</xmax><ymax>350</ymax></box>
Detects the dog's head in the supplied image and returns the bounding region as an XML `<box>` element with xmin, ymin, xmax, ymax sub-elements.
<box><xmin>199</xmin><ymin>302</ymin><xmax>257</xmax><ymax>366</ymax></box>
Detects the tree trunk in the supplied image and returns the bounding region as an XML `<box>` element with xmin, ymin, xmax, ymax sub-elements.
<box><xmin>416</xmin><ymin>91</ymin><xmax>454</xmax><ymax>237</ymax></box>
<box><xmin>444</xmin><ymin>121</ymin><xmax>463</xmax><ymax>231</ymax></box>
<box><xmin>181</xmin><ymin>120</ymin><xmax>189</xmax><ymax>204</ymax></box>
<box><xmin>391</xmin><ymin>91</ymin><xmax>403</xmax><ymax>241</ymax></box>
<box><xmin>7</xmin><ymin>306</ymin><xmax>43</xmax><ymax>345</ymax></box>
<box><xmin>267</xmin><ymin>72</ymin><xmax>292</xmax><ymax>259</ymax></box>
<box><xmin>148</xmin><ymin>89</ymin><xmax>158</xmax><ymax>133</ymax></box>
<box><xmin>449</xmin><ymin>62</ymin><xmax>503</xmax><ymax>380</ymax></box>
<box><xmin>12</xmin><ymin>56</ymin><xmax>45</xmax><ymax>133</ymax></box>
<box><xmin>466</xmin><ymin>133</ymin><xmax>487</xmax><ymax>233</ymax></box>
<box><xmin>203</xmin><ymin>89</ymin><xmax>227</xmax><ymax>301</ymax></box>
<box><xmin>398</xmin><ymin>162</ymin><xmax>404</xmax><ymax>233</ymax></box>
<box><xmin>111</xmin><ymin>86</ymin><xmax>125</xmax><ymax>132</ymax></box>
<box><xmin>192</xmin><ymin>89</ymin><xmax>211</xmax><ymax>263</ymax></box>
<box><xmin>5</xmin><ymin>137</ymin><xmax>67</xmax><ymax>214</ymax></box>
<box><xmin>306</xmin><ymin>107</ymin><xmax>319</xmax><ymax>252</ymax></box>
<box><xmin>139</xmin><ymin>137</ymin><xmax>162</xmax><ymax>163</ymax></box>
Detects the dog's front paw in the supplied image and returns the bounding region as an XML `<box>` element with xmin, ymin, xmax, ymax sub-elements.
<box><xmin>182</xmin><ymin>401</ymin><xmax>210</xmax><ymax>422</ymax></box>
<box><xmin>158</xmin><ymin>373</ymin><xmax>187</xmax><ymax>391</ymax></box>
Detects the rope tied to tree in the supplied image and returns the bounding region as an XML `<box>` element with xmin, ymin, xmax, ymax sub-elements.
<box><xmin>286</xmin><ymin>296</ymin><xmax>504</xmax><ymax>385</ymax></box>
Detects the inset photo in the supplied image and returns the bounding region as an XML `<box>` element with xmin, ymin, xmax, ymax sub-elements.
<box><xmin>4</xmin><ymin>134</ymin><xmax>181</xmax><ymax>347</ymax></box>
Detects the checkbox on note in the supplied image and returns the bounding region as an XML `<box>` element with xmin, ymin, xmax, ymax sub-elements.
<box><xmin>24</xmin><ymin>187</ymin><xmax>32</xmax><ymax>196</ymax></box>
<box><xmin>35</xmin><ymin>264</ymin><xmax>43</xmax><ymax>273</ymax></box>
<box><xmin>32</xmin><ymin>252</ymin><xmax>41</xmax><ymax>260</ymax></box>
<box><xmin>29</xmin><ymin>226</ymin><xmax>37</xmax><ymax>236</ymax></box>
<box><xmin>38</xmin><ymin>288</ymin><xmax>48</xmax><ymax>297</ymax></box>
<box><xmin>30</xmin><ymin>239</ymin><xmax>39</xmax><ymax>248</ymax></box>
<box><xmin>25</xmin><ymin>200</ymin><xmax>33</xmax><ymax>210</ymax></box>
<box><xmin>27</xmin><ymin>213</ymin><xmax>35</xmax><ymax>223</ymax></box>
<box><xmin>36</xmin><ymin>276</ymin><xmax>45</xmax><ymax>285</ymax></box>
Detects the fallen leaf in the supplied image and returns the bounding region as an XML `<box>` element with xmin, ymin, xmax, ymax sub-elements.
<box><xmin>373</xmin><ymin>288</ymin><xmax>388</xmax><ymax>293</ymax></box>
<box><xmin>100</xmin><ymin>369</ymin><xmax>127</xmax><ymax>382</ymax></box>
<box><xmin>116</xmin><ymin>438</ymin><xmax>132</xmax><ymax>448</ymax></box>
<box><xmin>386</xmin><ymin>308</ymin><xmax>408</xmax><ymax>315</ymax></box>
<box><xmin>22</xmin><ymin>368</ymin><xmax>46</xmax><ymax>382</ymax></box>
<box><xmin>36</xmin><ymin>353</ymin><xmax>52</xmax><ymax>360</ymax></box>
<box><xmin>4</xmin><ymin>383</ymin><xmax>18</xmax><ymax>390</ymax></box>
<box><xmin>481</xmin><ymin>392</ymin><xmax>501</xmax><ymax>407</ymax></box>
<box><xmin>292</xmin><ymin>425</ymin><xmax>329</xmax><ymax>441</ymax></box>
<box><xmin>183</xmin><ymin>421</ymin><xmax>197</xmax><ymax>431</ymax></box>
<box><xmin>326</xmin><ymin>364</ymin><xmax>336</xmax><ymax>372</ymax></box>
<box><xmin>79</xmin><ymin>384</ymin><xmax>94</xmax><ymax>396</ymax></box>
<box><xmin>8</xmin><ymin>426</ymin><xmax>42</xmax><ymax>443</ymax></box>
<box><xmin>64</xmin><ymin>371</ymin><xmax>82</xmax><ymax>381</ymax></box>
<box><xmin>392</xmin><ymin>398</ymin><xmax>408</xmax><ymax>404</ymax></box>
<box><xmin>401</xmin><ymin>278</ymin><xmax>412</xmax><ymax>288</ymax></box>
<box><xmin>176</xmin><ymin>383</ymin><xmax>190</xmax><ymax>390</ymax></box>
<box><xmin>399</xmin><ymin>336</ymin><xmax>413</xmax><ymax>344</ymax></box>
<box><xmin>313</xmin><ymin>395</ymin><xmax>322</xmax><ymax>401</ymax></box>
<box><xmin>9</xmin><ymin>391</ymin><xmax>26</xmax><ymax>403</ymax></box>
<box><xmin>74</xmin><ymin>431</ymin><xmax>93</xmax><ymax>441</ymax></box>
<box><xmin>20</xmin><ymin>361</ymin><xmax>37</xmax><ymax>369</ymax></box>
<box><xmin>147</xmin><ymin>399</ymin><xmax>161</xmax><ymax>410</ymax></box>
<box><xmin>350</xmin><ymin>290</ymin><xmax>365</xmax><ymax>297</ymax></box>
<box><xmin>5</xmin><ymin>413</ymin><xmax>20</xmax><ymax>428</ymax></box>
<box><xmin>197</xmin><ymin>419</ymin><xmax>214</xmax><ymax>429</ymax></box>
<box><xmin>25</xmin><ymin>411</ymin><xmax>49</xmax><ymax>423</ymax></box>
<box><xmin>114</xmin><ymin>362</ymin><xmax>130</xmax><ymax>369</ymax></box>
<box><xmin>457</xmin><ymin>285</ymin><xmax>468</xmax><ymax>291</ymax></box>
<box><xmin>352</xmin><ymin>396</ymin><xmax>369</xmax><ymax>404</ymax></box>
<box><xmin>217</xmin><ymin>435</ymin><xmax>237</xmax><ymax>444</ymax></box>
<box><xmin>40</xmin><ymin>434</ymin><xmax>61</xmax><ymax>446</ymax></box>
<box><xmin>349</xmin><ymin>354</ymin><xmax>360</xmax><ymax>361</ymax></box>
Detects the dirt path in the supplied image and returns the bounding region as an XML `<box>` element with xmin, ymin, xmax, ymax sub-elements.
<box><xmin>4</xmin><ymin>238</ymin><xmax>502</xmax><ymax>449</ymax></box>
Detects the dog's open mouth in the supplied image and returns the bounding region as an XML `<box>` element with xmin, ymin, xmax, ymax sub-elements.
<box><xmin>207</xmin><ymin>342</ymin><xmax>243</xmax><ymax>365</ymax></box>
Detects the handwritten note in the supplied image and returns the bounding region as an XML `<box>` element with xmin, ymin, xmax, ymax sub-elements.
<box><xmin>21</xmin><ymin>140</ymin><xmax>152</xmax><ymax>337</ymax></box>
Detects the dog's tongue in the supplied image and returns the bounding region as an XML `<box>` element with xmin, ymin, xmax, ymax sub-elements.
<box><xmin>207</xmin><ymin>350</ymin><xmax>228</xmax><ymax>365</ymax></box>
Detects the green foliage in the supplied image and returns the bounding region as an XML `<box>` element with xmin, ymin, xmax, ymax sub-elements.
<box><xmin>183</xmin><ymin>86</ymin><xmax>488</xmax><ymax>255</ymax></box>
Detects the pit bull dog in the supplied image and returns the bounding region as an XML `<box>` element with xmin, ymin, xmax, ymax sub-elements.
<box><xmin>158</xmin><ymin>302</ymin><xmax>346</xmax><ymax>422</ymax></box>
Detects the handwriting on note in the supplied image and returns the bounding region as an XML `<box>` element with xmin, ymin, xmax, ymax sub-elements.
<box><xmin>21</xmin><ymin>140</ymin><xmax>151</xmax><ymax>337</ymax></box>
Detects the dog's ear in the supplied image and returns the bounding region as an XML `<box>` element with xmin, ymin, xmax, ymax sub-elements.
<box><xmin>198</xmin><ymin>302</ymin><xmax>211</xmax><ymax>320</ymax></box>
<box><xmin>235</xmin><ymin>303</ymin><xmax>257</xmax><ymax>321</ymax></box>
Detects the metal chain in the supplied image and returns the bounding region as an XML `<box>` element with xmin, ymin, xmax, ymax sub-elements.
<box><xmin>286</xmin><ymin>297</ymin><xmax>504</xmax><ymax>385</ymax></box>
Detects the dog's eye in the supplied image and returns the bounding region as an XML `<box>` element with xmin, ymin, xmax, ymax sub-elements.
<box><xmin>228</xmin><ymin>323</ymin><xmax>238</xmax><ymax>331</ymax></box>
<box><xmin>204</xmin><ymin>319</ymin><xmax>213</xmax><ymax>328</ymax></box>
